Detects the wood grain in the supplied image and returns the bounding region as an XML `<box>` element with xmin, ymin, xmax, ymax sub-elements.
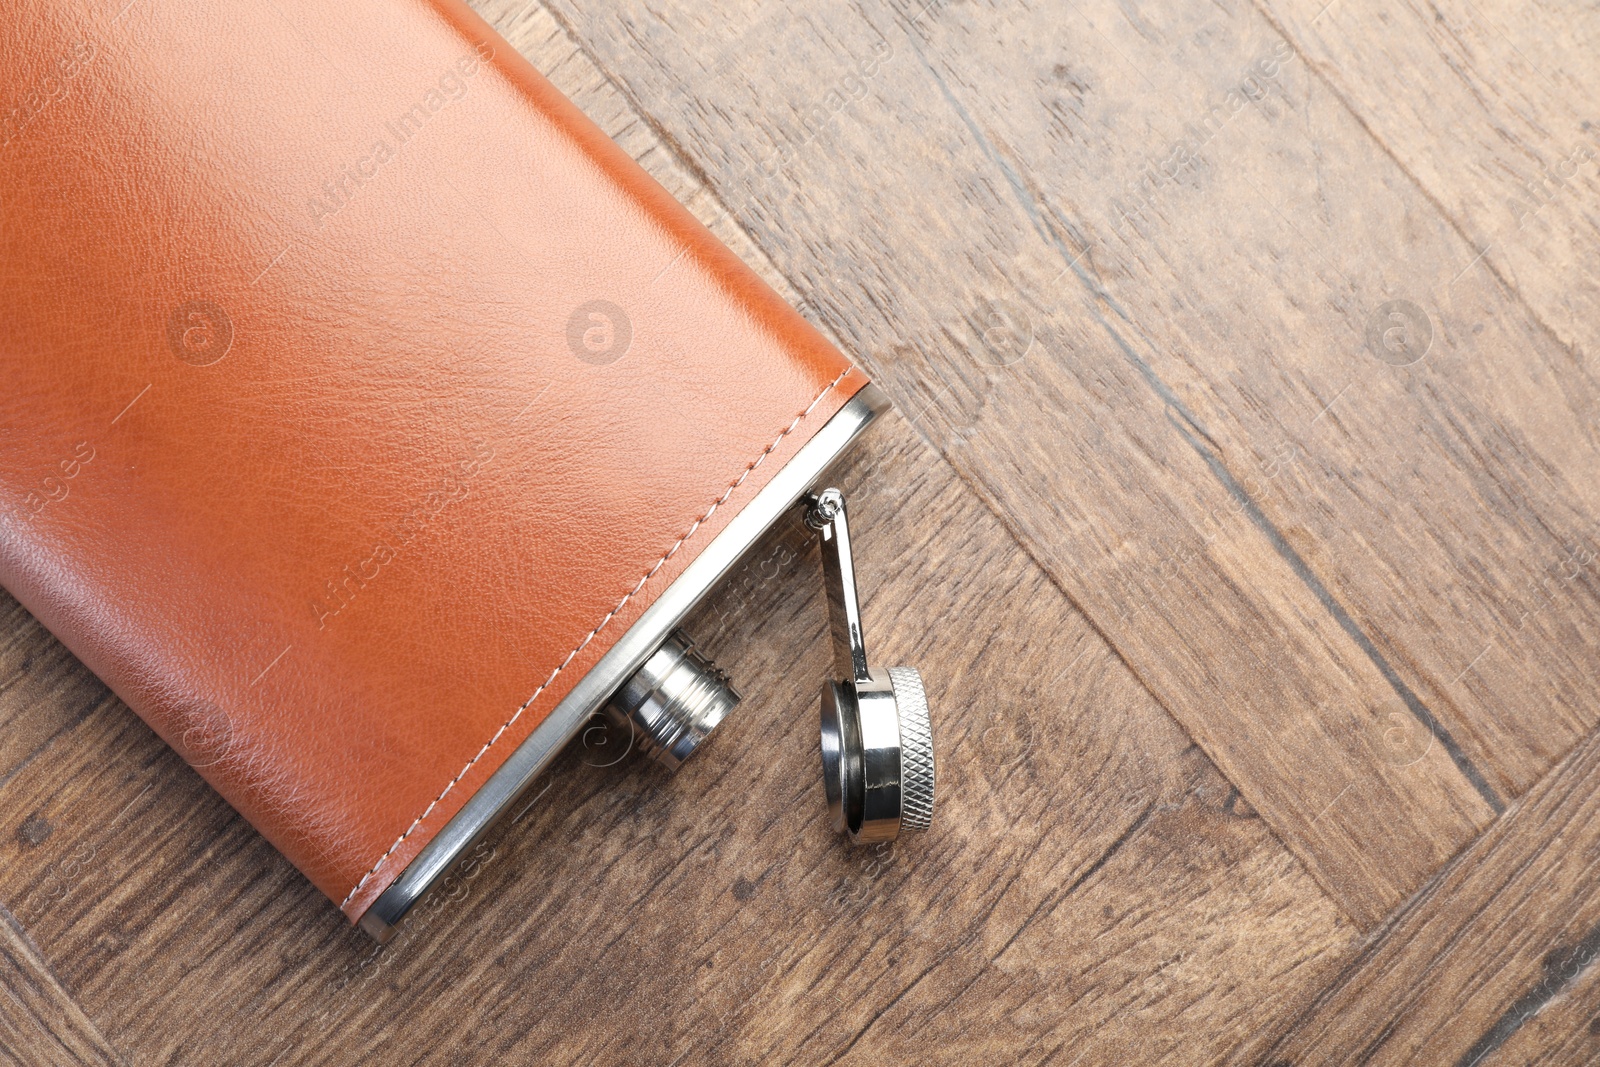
<box><xmin>538</xmin><ymin>0</ymin><xmax>1600</xmax><ymax>928</ymax></box>
<box><xmin>1479</xmin><ymin>958</ymin><xmax>1600</xmax><ymax>1066</ymax></box>
<box><xmin>0</xmin><ymin>593</ymin><xmax>105</xmax><ymax>790</ymax></box>
<box><xmin>1257</xmin><ymin>0</ymin><xmax>1600</xmax><ymax>363</ymax></box>
<box><xmin>1254</xmin><ymin>712</ymin><xmax>1600</xmax><ymax>1065</ymax></box>
<box><xmin>0</xmin><ymin>904</ymin><xmax>122</xmax><ymax>1067</ymax></box>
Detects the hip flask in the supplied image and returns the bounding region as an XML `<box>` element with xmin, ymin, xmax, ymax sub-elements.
<box><xmin>0</xmin><ymin>0</ymin><xmax>936</xmax><ymax>940</ymax></box>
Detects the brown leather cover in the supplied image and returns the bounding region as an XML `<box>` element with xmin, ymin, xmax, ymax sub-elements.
<box><xmin>0</xmin><ymin>0</ymin><xmax>863</xmax><ymax>921</ymax></box>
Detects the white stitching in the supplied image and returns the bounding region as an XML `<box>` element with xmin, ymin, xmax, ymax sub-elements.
<box><xmin>339</xmin><ymin>366</ymin><xmax>857</xmax><ymax>909</ymax></box>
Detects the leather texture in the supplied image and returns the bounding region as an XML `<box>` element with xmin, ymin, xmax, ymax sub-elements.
<box><xmin>0</xmin><ymin>0</ymin><xmax>863</xmax><ymax>922</ymax></box>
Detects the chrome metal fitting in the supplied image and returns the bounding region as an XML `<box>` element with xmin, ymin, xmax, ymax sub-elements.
<box><xmin>601</xmin><ymin>630</ymin><xmax>740</xmax><ymax>769</ymax></box>
<box><xmin>806</xmin><ymin>488</ymin><xmax>936</xmax><ymax>843</ymax></box>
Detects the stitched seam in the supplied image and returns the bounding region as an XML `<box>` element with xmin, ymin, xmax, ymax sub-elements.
<box><xmin>339</xmin><ymin>366</ymin><xmax>857</xmax><ymax>908</ymax></box>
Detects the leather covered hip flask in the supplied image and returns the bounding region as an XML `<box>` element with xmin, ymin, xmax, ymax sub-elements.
<box><xmin>0</xmin><ymin>0</ymin><xmax>935</xmax><ymax>939</ymax></box>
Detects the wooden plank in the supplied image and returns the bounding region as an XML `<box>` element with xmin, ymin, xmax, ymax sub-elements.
<box><xmin>812</xmin><ymin>752</ymin><xmax>1350</xmax><ymax>1066</ymax></box>
<box><xmin>1254</xmin><ymin>0</ymin><xmax>1600</xmax><ymax>362</ymax></box>
<box><xmin>1252</xmin><ymin>720</ymin><xmax>1600</xmax><ymax>1066</ymax></box>
<box><xmin>0</xmin><ymin>593</ymin><xmax>108</xmax><ymax>789</ymax></box>
<box><xmin>536</xmin><ymin>0</ymin><xmax>1600</xmax><ymax>926</ymax></box>
<box><xmin>1476</xmin><ymin>956</ymin><xmax>1600</xmax><ymax>1066</ymax></box>
<box><xmin>0</xmin><ymin>904</ymin><xmax>122</xmax><ymax>1067</ymax></box>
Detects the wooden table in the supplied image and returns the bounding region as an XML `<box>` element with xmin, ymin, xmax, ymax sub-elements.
<box><xmin>5</xmin><ymin>0</ymin><xmax>1599</xmax><ymax>1062</ymax></box>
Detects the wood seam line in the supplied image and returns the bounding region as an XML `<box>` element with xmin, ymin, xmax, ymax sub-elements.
<box><xmin>1248</xmin><ymin>0</ymin><xmax>1592</xmax><ymax>370</ymax></box>
<box><xmin>1256</xmin><ymin>718</ymin><xmax>1600</xmax><ymax>1062</ymax></box>
<box><xmin>0</xmin><ymin>901</ymin><xmax>127</xmax><ymax>1066</ymax></box>
<box><xmin>895</xmin><ymin>25</ymin><xmax>1506</xmax><ymax>814</ymax></box>
<box><xmin>1165</xmin><ymin>403</ymin><xmax>1504</xmax><ymax>812</ymax></box>
<box><xmin>1249</xmin><ymin>835</ymin><xmax>1467</xmax><ymax>1059</ymax></box>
